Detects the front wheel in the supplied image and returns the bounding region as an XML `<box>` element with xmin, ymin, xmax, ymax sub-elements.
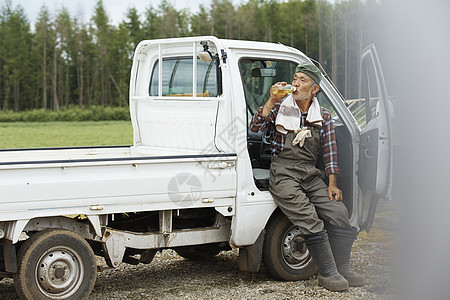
<box><xmin>262</xmin><ymin>210</ymin><xmax>318</xmax><ymax>281</ymax></box>
<box><xmin>14</xmin><ymin>229</ymin><xmax>97</xmax><ymax>300</ymax></box>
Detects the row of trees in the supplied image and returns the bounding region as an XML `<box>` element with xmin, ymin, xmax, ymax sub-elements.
<box><xmin>0</xmin><ymin>0</ymin><xmax>384</xmax><ymax>112</ymax></box>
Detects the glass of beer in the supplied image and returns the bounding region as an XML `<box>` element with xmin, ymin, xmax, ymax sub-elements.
<box><xmin>271</xmin><ymin>83</ymin><xmax>294</xmax><ymax>97</ymax></box>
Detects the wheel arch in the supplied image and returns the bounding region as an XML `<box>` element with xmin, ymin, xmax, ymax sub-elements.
<box><xmin>265</xmin><ymin>207</ymin><xmax>284</xmax><ymax>228</ymax></box>
<box><xmin>235</xmin><ymin>206</ymin><xmax>283</xmax><ymax>273</ymax></box>
<box><xmin>230</xmin><ymin>201</ymin><xmax>277</xmax><ymax>247</ymax></box>
<box><xmin>3</xmin><ymin>216</ymin><xmax>101</xmax><ymax>245</ymax></box>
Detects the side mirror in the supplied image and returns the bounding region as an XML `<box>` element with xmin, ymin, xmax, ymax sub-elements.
<box><xmin>198</xmin><ymin>41</ymin><xmax>214</xmax><ymax>63</ymax></box>
<box><xmin>198</xmin><ymin>51</ymin><xmax>213</xmax><ymax>62</ymax></box>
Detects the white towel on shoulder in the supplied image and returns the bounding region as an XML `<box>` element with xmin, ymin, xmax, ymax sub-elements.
<box><xmin>275</xmin><ymin>95</ymin><xmax>323</xmax><ymax>134</ymax></box>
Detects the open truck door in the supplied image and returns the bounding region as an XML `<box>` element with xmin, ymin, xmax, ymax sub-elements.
<box><xmin>351</xmin><ymin>44</ymin><xmax>393</xmax><ymax>232</ymax></box>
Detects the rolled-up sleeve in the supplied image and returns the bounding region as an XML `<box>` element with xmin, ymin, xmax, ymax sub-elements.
<box><xmin>250</xmin><ymin>105</ymin><xmax>278</xmax><ymax>133</ymax></box>
<box><xmin>321</xmin><ymin>111</ymin><xmax>340</xmax><ymax>175</ymax></box>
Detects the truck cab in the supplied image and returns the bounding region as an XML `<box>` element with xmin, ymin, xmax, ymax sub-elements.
<box><xmin>129</xmin><ymin>36</ymin><xmax>392</xmax><ymax>279</ymax></box>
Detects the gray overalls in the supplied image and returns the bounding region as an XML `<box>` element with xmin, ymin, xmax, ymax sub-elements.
<box><xmin>269</xmin><ymin>126</ymin><xmax>351</xmax><ymax>235</ymax></box>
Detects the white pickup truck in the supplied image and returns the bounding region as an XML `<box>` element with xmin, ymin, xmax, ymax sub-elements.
<box><xmin>0</xmin><ymin>36</ymin><xmax>392</xmax><ymax>299</ymax></box>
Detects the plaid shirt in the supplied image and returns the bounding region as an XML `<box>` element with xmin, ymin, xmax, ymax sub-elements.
<box><xmin>250</xmin><ymin>102</ymin><xmax>340</xmax><ymax>175</ymax></box>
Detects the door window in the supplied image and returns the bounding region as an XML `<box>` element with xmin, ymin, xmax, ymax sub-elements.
<box><xmin>149</xmin><ymin>57</ymin><xmax>218</xmax><ymax>97</ymax></box>
<box><xmin>239</xmin><ymin>58</ymin><xmax>342</xmax><ymax>125</ymax></box>
<box><xmin>317</xmin><ymin>92</ymin><xmax>342</xmax><ymax>126</ymax></box>
<box><xmin>348</xmin><ymin>59</ymin><xmax>380</xmax><ymax>129</ymax></box>
<box><xmin>239</xmin><ymin>59</ymin><xmax>297</xmax><ymax>118</ymax></box>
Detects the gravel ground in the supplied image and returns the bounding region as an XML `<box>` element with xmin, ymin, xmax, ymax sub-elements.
<box><xmin>0</xmin><ymin>201</ymin><xmax>397</xmax><ymax>300</ymax></box>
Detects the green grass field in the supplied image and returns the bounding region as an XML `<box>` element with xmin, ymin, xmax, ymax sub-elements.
<box><xmin>0</xmin><ymin>121</ymin><xmax>133</xmax><ymax>149</ymax></box>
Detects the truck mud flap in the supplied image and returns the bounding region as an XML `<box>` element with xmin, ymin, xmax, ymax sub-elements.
<box><xmin>238</xmin><ymin>229</ymin><xmax>265</xmax><ymax>272</ymax></box>
<box><xmin>2</xmin><ymin>239</ymin><xmax>17</xmax><ymax>273</ymax></box>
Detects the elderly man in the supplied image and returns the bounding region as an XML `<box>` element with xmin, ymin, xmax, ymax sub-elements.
<box><xmin>250</xmin><ymin>62</ymin><xmax>364</xmax><ymax>291</ymax></box>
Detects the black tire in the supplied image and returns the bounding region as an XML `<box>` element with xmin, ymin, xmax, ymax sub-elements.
<box><xmin>13</xmin><ymin>229</ymin><xmax>97</xmax><ymax>300</ymax></box>
<box><xmin>262</xmin><ymin>210</ymin><xmax>318</xmax><ymax>281</ymax></box>
<box><xmin>175</xmin><ymin>244</ymin><xmax>221</xmax><ymax>261</ymax></box>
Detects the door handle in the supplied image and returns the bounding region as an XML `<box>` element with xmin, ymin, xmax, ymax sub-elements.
<box><xmin>203</xmin><ymin>161</ymin><xmax>234</xmax><ymax>169</ymax></box>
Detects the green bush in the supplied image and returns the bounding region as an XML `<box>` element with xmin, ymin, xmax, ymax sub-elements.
<box><xmin>0</xmin><ymin>106</ymin><xmax>131</xmax><ymax>122</ymax></box>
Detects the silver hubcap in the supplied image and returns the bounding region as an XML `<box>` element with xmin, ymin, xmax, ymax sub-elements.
<box><xmin>281</xmin><ymin>225</ymin><xmax>313</xmax><ymax>269</ymax></box>
<box><xmin>35</xmin><ymin>246</ymin><xmax>84</xmax><ymax>299</ymax></box>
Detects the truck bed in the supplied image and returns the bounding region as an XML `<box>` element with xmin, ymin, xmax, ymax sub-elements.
<box><xmin>0</xmin><ymin>145</ymin><xmax>131</xmax><ymax>166</ymax></box>
<box><xmin>0</xmin><ymin>145</ymin><xmax>237</xmax><ymax>222</ymax></box>
<box><xmin>0</xmin><ymin>145</ymin><xmax>217</xmax><ymax>166</ymax></box>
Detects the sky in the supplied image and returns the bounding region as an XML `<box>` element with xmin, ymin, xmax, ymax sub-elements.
<box><xmin>8</xmin><ymin>0</ymin><xmax>230</xmax><ymax>25</ymax></box>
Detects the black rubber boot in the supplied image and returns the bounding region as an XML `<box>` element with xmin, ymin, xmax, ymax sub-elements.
<box><xmin>304</xmin><ymin>230</ymin><xmax>349</xmax><ymax>291</ymax></box>
<box><xmin>327</xmin><ymin>225</ymin><xmax>366</xmax><ymax>287</ymax></box>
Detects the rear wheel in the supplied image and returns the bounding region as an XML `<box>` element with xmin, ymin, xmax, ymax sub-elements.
<box><xmin>13</xmin><ymin>229</ymin><xmax>96</xmax><ymax>300</ymax></box>
<box><xmin>175</xmin><ymin>244</ymin><xmax>221</xmax><ymax>261</ymax></box>
<box><xmin>263</xmin><ymin>210</ymin><xmax>318</xmax><ymax>281</ymax></box>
